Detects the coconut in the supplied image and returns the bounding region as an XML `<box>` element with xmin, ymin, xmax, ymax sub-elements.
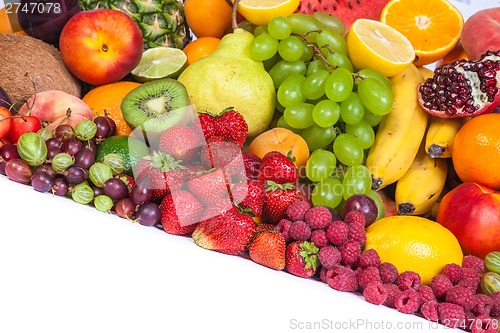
<box><xmin>0</xmin><ymin>33</ymin><xmax>81</xmax><ymax>110</ymax></box>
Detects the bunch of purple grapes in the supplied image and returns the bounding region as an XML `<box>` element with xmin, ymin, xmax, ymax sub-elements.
<box><xmin>0</xmin><ymin>116</ymin><xmax>160</xmax><ymax>227</ymax></box>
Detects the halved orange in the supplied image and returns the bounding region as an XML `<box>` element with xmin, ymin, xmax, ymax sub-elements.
<box><xmin>380</xmin><ymin>0</ymin><xmax>464</xmax><ymax>66</ymax></box>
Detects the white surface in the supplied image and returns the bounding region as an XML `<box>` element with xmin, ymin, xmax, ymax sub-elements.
<box><xmin>1</xmin><ymin>2</ymin><xmax>498</xmax><ymax>333</ymax></box>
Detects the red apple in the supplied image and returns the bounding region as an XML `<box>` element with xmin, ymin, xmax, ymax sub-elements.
<box><xmin>59</xmin><ymin>9</ymin><xmax>143</xmax><ymax>85</ymax></box>
<box><xmin>460</xmin><ymin>7</ymin><xmax>500</xmax><ymax>60</ymax></box>
<box><xmin>436</xmin><ymin>182</ymin><xmax>500</xmax><ymax>258</ymax></box>
<box><xmin>18</xmin><ymin>90</ymin><xmax>93</xmax><ymax>130</ymax></box>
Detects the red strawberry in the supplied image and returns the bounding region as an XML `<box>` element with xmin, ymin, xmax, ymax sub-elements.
<box><xmin>191</xmin><ymin>209</ymin><xmax>256</xmax><ymax>255</ymax></box>
<box><xmin>258</xmin><ymin>151</ymin><xmax>299</xmax><ymax>185</ymax></box>
<box><xmin>262</xmin><ymin>181</ymin><xmax>305</xmax><ymax>224</ymax></box>
<box><xmin>231</xmin><ymin>180</ymin><xmax>265</xmax><ymax>217</ymax></box>
<box><xmin>214</xmin><ymin>108</ymin><xmax>248</xmax><ymax>147</ymax></box>
<box><xmin>242</xmin><ymin>151</ymin><xmax>261</xmax><ymax>180</ymax></box>
<box><xmin>115</xmin><ymin>173</ymin><xmax>135</xmax><ymax>193</ymax></box>
<box><xmin>285</xmin><ymin>240</ymin><xmax>320</xmax><ymax>278</ymax></box>
<box><xmin>198</xmin><ymin>112</ymin><xmax>216</xmax><ymax>140</ymax></box>
<box><xmin>255</xmin><ymin>223</ymin><xmax>276</xmax><ymax>233</ymax></box>
<box><xmin>160</xmin><ymin>190</ymin><xmax>204</xmax><ymax>235</ymax></box>
<box><xmin>248</xmin><ymin>230</ymin><xmax>286</xmax><ymax>270</ymax></box>
<box><xmin>187</xmin><ymin>167</ymin><xmax>230</xmax><ymax>206</ymax></box>
<box><xmin>135</xmin><ymin>152</ymin><xmax>186</xmax><ymax>202</ymax></box>
<box><xmin>159</xmin><ymin>125</ymin><xmax>203</xmax><ymax>163</ymax></box>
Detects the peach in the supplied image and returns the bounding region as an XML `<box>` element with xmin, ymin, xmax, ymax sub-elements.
<box><xmin>436</xmin><ymin>182</ymin><xmax>500</xmax><ymax>258</ymax></box>
<box><xmin>460</xmin><ymin>7</ymin><xmax>500</xmax><ymax>60</ymax></box>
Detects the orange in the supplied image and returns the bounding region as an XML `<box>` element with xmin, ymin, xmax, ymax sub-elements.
<box><xmin>452</xmin><ymin>113</ymin><xmax>500</xmax><ymax>190</ymax></box>
<box><xmin>183</xmin><ymin>37</ymin><xmax>221</xmax><ymax>65</ymax></box>
<box><xmin>380</xmin><ymin>0</ymin><xmax>464</xmax><ymax>66</ymax></box>
<box><xmin>82</xmin><ymin>81</ymin><xmax>141</xmax><ymax>136</ymax></box>
<box><xmin>247</xmin><ymin>127</ymin><xmax>310</xmax><ymax>171</ymax></box>
<box><xmin>0</xmin><ymin>7</ymin><xmax>27</xmax><ymax>35</ymax></box>
<box><xmin>184</xmin><ymin>0</ymin><xmax>233</xmax><ymax>39</ymax></box>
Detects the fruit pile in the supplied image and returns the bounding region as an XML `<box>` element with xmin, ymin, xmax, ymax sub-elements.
<box><xmin>1</xmin><ymin>0</ymin><xmax>500</xmax><ymax>331</ymax></box>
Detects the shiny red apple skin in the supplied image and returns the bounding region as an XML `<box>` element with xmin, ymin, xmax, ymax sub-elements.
<box><xmin>436</xmin><ymin>182</ymin><xmax>500</xmax><ymax>258</ymax></box>
<box><xmin>59</xmin><ymin>9</ymin><xmax>143</xmax><ymax>86</ymax></box>
<box><xmin>460</xmin><ymin>7</ymin><xmax>500</xmax><ymax>60</ymax></box>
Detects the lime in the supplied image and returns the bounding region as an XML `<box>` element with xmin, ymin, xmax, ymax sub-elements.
<box><xmin>131</xmin><ymin>47</ymin><xmax>188</xmax><ymax>82</ymax></box>
<box><xmin>96</xmin><ymin>135</ymin><xmax>150</xmax><ymax>177</ymax></box>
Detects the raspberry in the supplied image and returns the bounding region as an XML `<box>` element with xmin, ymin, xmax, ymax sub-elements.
<box><xmin>394</xmin><ymin>289</ymin><xmax>421</xmax><ymax>314</ymax></box>
<box><xmin>325</xmin><ymin>220</ymin><xmax>349</xmax><ymax>245</ymax></box>
<box><xmin>318</xmin><ymin>246</ymin><xmax>341</xmax><ymax>269</ymax></box>
<box><xmin>310</xmin><ymin>229</ymin><xmax>329</xmax><ymax>248</ymax></box>
<box><xmin>383</xmin><ymin>283</ymin><xmax>402</xmax><ymax>308</ymax></box>
<box><xmin>343</xmin><ymin>210</ymin><xmax>366</xmax><ymax>226</ymax></box>
<box><xmin>441</xmin><ymin>263</ymin><xmax>464</xmax><ymax>285</ymax></box>
<box><xmin>418</xmin><ymin>285</ymin><xmax>437</xmax><ymax>303</ymax></box>
<box><xmin>473</xmin><ymin>294</ymin><xmax>493</xmax><ymax>317</ymax></box>
<box><xmin>465</xmin><ymin>310</ymin><xmax>476</xmax><ymax>327</ymax></box>
<box><xmin>471</xmin><ymin>315</ymin><xmax>498</xmax><ymax>333</ymax></box>
<box><xmin>285</xmin><ymin>201</ymin><xmax>311</xmax><ymax>221</ymax></box>
<box><xmin>304</xmin><ymin>206</ymin><xmax>332</xmax><ymax>229</ymax></box>
<box><xmin>288</xmin><ymin>220</ymin><xmax>311</xmax><ymax>241</ymax></box>
<box><xmin>431</xmin><ymin>274</ymin><xmax>453</xmax><ymax>299</ymax></box>
<box><xmin>463</xmin><ymin>255</ymin><xmax>486</xmax><ymax>274</ymax></box>
<box><xmin>275</xmin><ymin>218</ymin><xmax>292</xmax><ymax>243</ymax></box>
<box><xmin>358</xmin><ymin>249</ymin><xmax>381</xmax><ymax>268</ymax></box>
<box><xmin>446</xmin><ymin>285</ymin><xmax>477</xmax><ymax>311</ymax></box>
<box><xmin>320</xmin><ymin>267</ymin><xmax>335</xmax><ymax>283</ymax></box>
<box><xmin>438</xmin><ymin>302</ymin><xmax>466</xmax><ymax>328</ymax></box>
<box><xmin>357</xmin><ymin>266</ymin><xmax>381</xmax><ymax>290</ymax></box>
<box><xmin>363</xmin><ymin>282</ymin><xmax>387</xmax><ymax>305</ymax></box>
<box><xmin>397</xmin><ymin>271</ymin><xmax>421</xmax><ymax>291</ymax></box>
<box><xmin>458</xmin><ymin>267</ymin><xmax>481</xmax><ymax>293</ymax></box>
<box><xmin>379</xmin><ymin>262</ymin><xmax>399</xmax><ymax>284</ymax></box>
<box><xmin>490</xmin><ymin>292</ymin><xmax>500</xmax><ymax>318</ymax></box>
<box><xmin>347</xmin><ymin>222</ymin><xmax>366</xmax><ymax>244</ymax></box>
<box><xmin>421</xmin><ymin>300</ymin><xmax>439</xmax><ymax>322</ymax></box>
<box><xmin>327</xmin><ymin>267</ymin><xmax>358</xmax><ymax>292</ymax></box>
<box><xmin>339</xmin><ymin>240</ymin><xmax>361</xmax><ymax>266</ymax></box>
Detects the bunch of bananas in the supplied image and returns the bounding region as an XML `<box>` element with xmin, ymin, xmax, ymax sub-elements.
<box><xmin>365</xmin><ymin>65</ymin><xmax>467</xmax><ymax>217</ymax></box>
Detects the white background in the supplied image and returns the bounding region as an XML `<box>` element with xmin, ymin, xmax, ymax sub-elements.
<box><xmin>0</xmin><ymin>1</ymin><xmax>498</xmax><ymax>332</ymax></box>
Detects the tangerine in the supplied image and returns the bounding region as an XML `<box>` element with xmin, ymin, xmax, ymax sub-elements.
<box><xmin>183</xmin><ymin>37</ymin><xmax>221</xmax><ymax>65</ymax></box>
<box><xmin>82</xmin><ymin>81</ymin><xmax>141</xmax><ymax>136</ymax></box>
<box><xmin>184</xmin><ymin>0</ymin><xmax>233</xmax><ymax>39</ymax></box>
<box><xmin>0</xmin><ymin>7</ymin><xmax>26</xmax><ymax>35</ymax></box>
<box><xmin>452</xmin><ymin>113</ymin><xmax>500</xmax><ymax>190</ymax></box>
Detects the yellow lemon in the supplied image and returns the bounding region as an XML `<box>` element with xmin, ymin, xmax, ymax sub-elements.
<box><xmin>233</xmin><ymin>0</ymin><xmax>300</xmax><ymax>26</ymax></box>
<box><xmin>347</xmin><ymin>18</ymin><xmax>415</xmax><ymax>77</ymax></box>
<box><xmin>364</xmin><ymin>215</ymin><xmax>463</xmax><ymax>285</ymax></box>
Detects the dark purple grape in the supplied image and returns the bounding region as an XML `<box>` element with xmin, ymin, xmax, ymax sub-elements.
<box><xmin>342</xmin><ymin>194</ymin><xmax>378</xmax><ymax>227</ymax></box>
<box><xmin>65</xmin><ymin>165</ymin><xmax>89</xmax><ymax>184</ymax></box>
<box><xmin>61</xmin><ymin>137</ymin><xmax>83</xmax><ymax>156</ymax></box>
<box><xmin>31</xmin><ymin>171</ymin><xmax>55</xmax><ymax>192</ymax></box>
<box><xmin>103</xmin><ymin>177</ymin><xmax>128</xmax><ymax>201</ymax></box>
<box><xmin>91</xmin><ymin>184</ymin><xmax>105</xmax><ymax>197</ymax></box>
<box><xmin>52</xmin><ymin>177</ymin><xmax>69</xmax><ymax>196</ymax></box>
<box><xmin>0</xmin><ymin>163</ymin><xmax>5</xmax><ymax>175</ymax></box>
<box><xmin>114</xmin><ymin>198</ymin><xmax>135</xmax><ymax>219</ymax></box>
<box><xmin>5</xmin><ymin>158</ymin><xmax>32</xmax><ymax>184</ymax></box>
<box><xmin>33</xmin><ymin>164</ymin><xmax>56</xmax><ymax>178</ymax></box>
<box><xmin>86</xmin><ymin>139</ymin><xmax>98</xmax><ymax>155</ymax></box>
<box><xmin>45</xmin><ymin>137</ymin><xmax>62</xmax><ymax>150</ymax></box>
<box><xmin>94</xmin><ymin>116</ymin><xmax>117</xmax><ymax>139</ymax></box>
<box><xmin>0</xmin><ymin>86</ymin><xmax>13</xmax><ymax>110</ymax></box>
<box><xmin>74</xmin><ymin>146</ymin><xmax>96</xmax><ymax>169</ymax></box>
<box><xmin>130</xmin><ymin>184</ymin><xmax>153</xmax><ymax>205</ymax></box>
<box><xmin>136</xmin><ymin>202</ymin><xmax>160</xmax><ymax>226</ymax></box>
<box><xmin>0</xmin><ymin>144</ymin><xmax>20</xmax><ymax>175</ymax></box>
<box><xmin>47</xmin><ymin>147</ymin><xmax>63</xmax><ymax>160</ymax></box>
<box><xmin>54</xmin><ymin>124</ymin><xmax>74</xmax><ymax>141</ymax></box>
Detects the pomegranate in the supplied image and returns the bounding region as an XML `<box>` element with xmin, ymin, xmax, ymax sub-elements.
<box><xmin>417</xmin><ymin>50</ymin><xmax>500</xmax><ymax>118</ymax></box>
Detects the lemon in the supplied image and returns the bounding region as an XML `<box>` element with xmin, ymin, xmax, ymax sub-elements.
<box><xmin>364</xmin><ymin>215</ymin><xmax>463</xmax><ymax>285</ymax></box>
<box><xmin>233</xmin><ymin>0</ymin><xmax>300</xmax><ymax>26</ymax></box>
<box><xmin>347</xmin><ymin>19</ymin><xmax>415</xmax><ymax>77</ymax></box>
<box><xmin>131</xmin><ymin>47</ymin><xmax>188</xmax><ymax>82</ymax></box>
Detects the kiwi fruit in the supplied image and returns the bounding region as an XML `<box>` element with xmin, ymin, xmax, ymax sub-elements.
<box><xmin>120</xmin><ymin>78</ymin><xmax>190</xmax><ymax>133</ymax></box>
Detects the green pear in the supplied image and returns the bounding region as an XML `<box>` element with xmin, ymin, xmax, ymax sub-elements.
<box><xmin>178</xmin><ymin>28</ymin><xmax>276</xmax><ymax>138</ymax></box>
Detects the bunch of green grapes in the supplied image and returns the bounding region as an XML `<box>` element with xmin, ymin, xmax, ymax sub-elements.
<box><xmin>246</xmin><ymin>13</ymin><xmax>394</xmax><ymax>209</ymax></box>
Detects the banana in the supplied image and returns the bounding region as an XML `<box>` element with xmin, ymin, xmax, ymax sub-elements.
<box><xmin>365</xmin><ymin>64</ymin><xmax>428</xmax><ymax>190</ymax></box>
<box><xmin>395</xmin><ymin>143</ymin><xmax>448</xmax><ymax>216</ymax></box>
<box><xmin>425</xmin><ymin>116</ymin><xmax>467</xmax><ymax>158</ymax></box>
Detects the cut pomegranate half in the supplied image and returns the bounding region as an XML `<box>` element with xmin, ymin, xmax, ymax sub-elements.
<box><xmin>417</xmin><ymin>50</ymin><xmax>500</xmax><ymax>118</ymax></box>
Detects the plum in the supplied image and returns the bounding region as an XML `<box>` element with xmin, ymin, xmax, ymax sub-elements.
<box><xmin>17</xmin><ymin>0</ymin><xmax>81</xmax><ymax>47</ymax></box>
